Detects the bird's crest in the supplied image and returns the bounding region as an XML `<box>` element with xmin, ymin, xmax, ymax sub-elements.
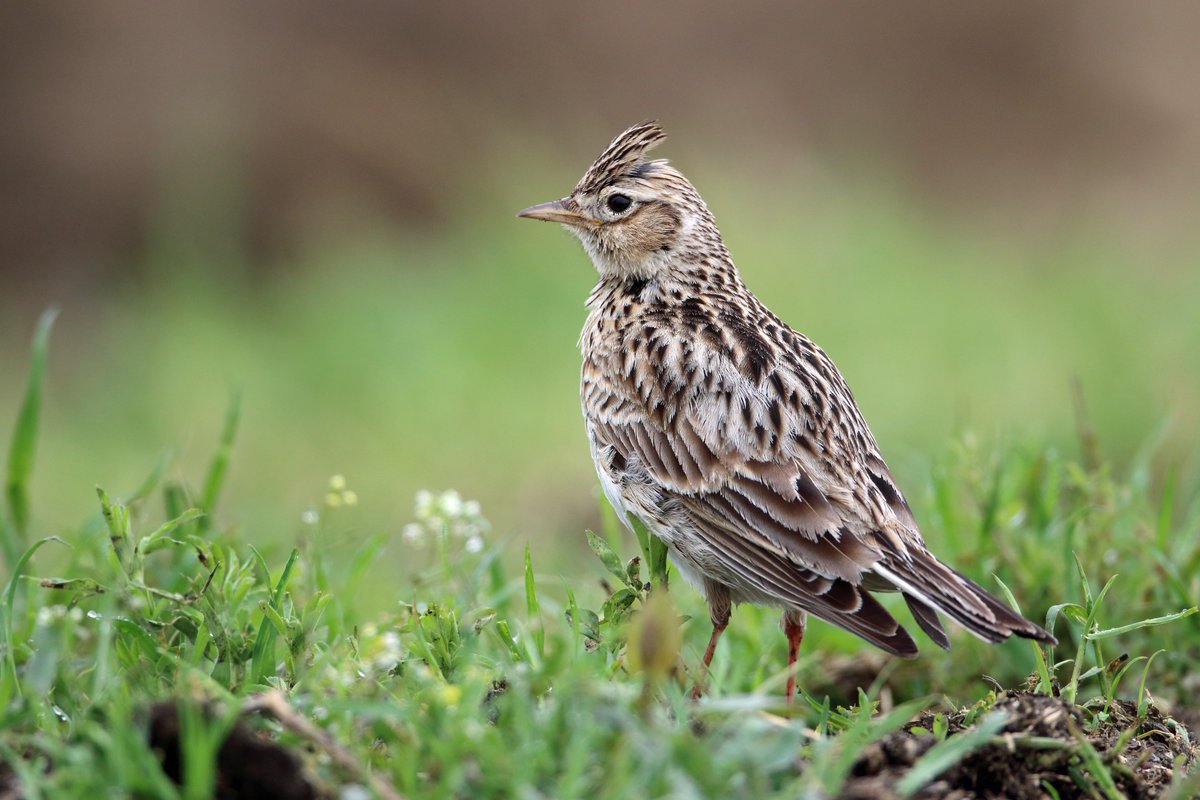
<box><xmin>575</xmin><ymin>121</ymin><xmax>667</xmax><ymax>195</ymax></box>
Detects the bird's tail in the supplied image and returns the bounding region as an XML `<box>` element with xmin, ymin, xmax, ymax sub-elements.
<box><xmin>870</xmin><ymin>547</ymin><xmax>1056</xmax><ymax>649</ymax></box>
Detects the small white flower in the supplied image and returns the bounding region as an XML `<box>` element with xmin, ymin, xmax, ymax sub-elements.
<box><xmin>301</xmin><ymin>509</ymin><xmax>320</xmax><ymax>525</ymax></box>
<box><xmin>380</xmin><ymin>630</ymin><xmax>402</xmax><ymax>656</ymax></box>
<box><xmin>340</xmin><ymin>785</ymin><xmax>371</xmax><ymax>800</ymax></box>
<box><xmin>372</xmin><ymin>630</ymin><xmax>404</xmax><ymax>673</ymax></box>
<box><xmin>402</xmin><ymin>523</ymin><xmax>426</xmax><ymax>545</ymax></box>
<box><xmin>441</xmin><ymin>490</ymin><xmax>463</xmax><ymax>518</ymax></box>
<box><xmin>415</xmin><ymin>489</ymin><xmax>434</xmax><ymax>519</ymax></box>
<box><xmin>407</xmin><ymin>490</ymin><xmax>489</xmax><ymax>552</ymax></box>
<box><xmin>36</xmin><ymin>606</ymin><xmax>62</xmax><ymax>625</ymax></box>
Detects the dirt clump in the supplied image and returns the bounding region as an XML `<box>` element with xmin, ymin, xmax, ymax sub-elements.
<box><xmin>147</xmin><ymin>702</ymin><xmax>320</xmax><ymax>800</ymax></box>
<box><xmin>0</xmin><ymin>761</ymin><xmax>17</xmax><ymax>800</ymax></box>
<box><xmin>841</xmin><ymin>690</ymin><xmax>1197</xmax><ymax>799</ymax></box>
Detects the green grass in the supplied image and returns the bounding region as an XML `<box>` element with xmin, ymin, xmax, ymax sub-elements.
<box><xmin>1</xmin><ymin>307</ymin><xmax>1198</xmax><ymax>797</ymax></box>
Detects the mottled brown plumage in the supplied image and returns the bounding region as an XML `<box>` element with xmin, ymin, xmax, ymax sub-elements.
<box><xmin>518</xmin><ymin>122</ymin><xmax>1054</xmax><ymax>701</ymax></box>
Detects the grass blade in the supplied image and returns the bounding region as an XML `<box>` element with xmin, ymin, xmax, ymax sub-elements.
<box><xmin>996</xmin><ymin>577</ymin><xmax>1053</xmax><ymax>694</ymax></box>
<box><xmin>249</xmin><ymin>547</ymin><xmax>298</xmax><ymax>685</ymax></box>
<box><xmin>1137</xmin><ymin>649</ymin><xmax>1166</xmax><ymax>718</ymax></box>
<box><xmin>1</xmin><ymin>536</ymin><xmax>66</xmax><ymax>701</ymax></box>
<box><xmin>3</xmin><ymin>307</ymin><xmax>58</xmax><ymax>563</ymax></box>
<box><xmin>199</xmin><ymin>388</ymin><xmax>241</xmax><ymax>530</ymax></box>
<box><xmin>1086</xmin><ymin>607</ymin><xmax>1197</xmax><ymax>640</ymax></box>
<box><xmin>97</xmin><ymin>486</ymin><xmax>133</xmax><ymax>577</ymax></box>
<box><xmin>525</xmin><ymin>542</ymin><xmax>544</xmax><ymax>658</ymax></box>
<box><xmin>1156</xmin><ymin>464</ymin><xmax>1177</xmax><ymax>551</ymax></box>
<box><xmin>137</xmin><ymin>508</ymin><xmax>206</xmax><ymax>557</ymax></box>
<box><xmin>1064</xmin><ymin>566</ymin><xmax>1117</xmax><ymax>704</ymax></box>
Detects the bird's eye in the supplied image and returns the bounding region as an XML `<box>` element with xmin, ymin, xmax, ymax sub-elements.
<box><xmin>606</xmin><ymin>194</ymin><xmax>633</xmax><ymax>214</ymax></box>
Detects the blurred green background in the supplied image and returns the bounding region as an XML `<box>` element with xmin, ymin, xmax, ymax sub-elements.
<box><xmin>2</xmin><ymin>2</ymin><xmax>1198</xmax><ymax>589</ymax></box>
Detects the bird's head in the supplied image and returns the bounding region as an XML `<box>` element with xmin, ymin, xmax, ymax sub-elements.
<box><xmin>518</xmin><ymin>122</ymin><xmax>717</xmax><ymax>282</ymax></box>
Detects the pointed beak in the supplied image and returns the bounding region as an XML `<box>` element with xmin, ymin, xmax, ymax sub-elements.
<box><xmin>516</xmin><ymin>199</ymin><xmax>593</xmax><ymax>226</ymax></box>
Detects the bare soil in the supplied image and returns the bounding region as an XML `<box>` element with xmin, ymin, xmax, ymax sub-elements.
<box><xmin>147</xmin><ymin>702</ymin><xmax>319</xmax><ymax>800</ymax></box>
<box><xmin>842</xmin><ymin>690</ymin><xmax>1197</xmax><ymax>799</ymax></box>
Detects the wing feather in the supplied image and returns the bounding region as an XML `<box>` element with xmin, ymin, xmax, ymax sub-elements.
<box><xmin>595</xmin><ymin>411</ymin><xmax>881</xmax><ymax>582</ymax></box>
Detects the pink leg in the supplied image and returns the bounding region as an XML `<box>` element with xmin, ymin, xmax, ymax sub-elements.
<box><xmin>782</xmin><ymin>610</ymin><xmax>808</xmax><ymax>705</ymax></box>
<box><xmin>701</xmin><ymin>618</ymin><xmax>728</xmax><ymax>671</ymax></box>
<box><xmin>691</xmin><ymin>585</ymin><xmax>731</xmax><ymax>700</ymax></box>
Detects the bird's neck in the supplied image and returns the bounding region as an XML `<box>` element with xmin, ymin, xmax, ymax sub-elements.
<box><xmin>585</xmin><ymin>254</ymin><xmax>748</xmax><ymax>313</ymax></box>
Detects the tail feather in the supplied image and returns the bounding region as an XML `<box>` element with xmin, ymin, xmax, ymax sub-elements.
<box><xmin>903</xmin><ymin>594</ymin><xmax>950</xmax><ymax>650</ymax></box>
<box><xmin>873</xmin><ymin>550</ymin><xmax>1056</xmax><ymax>647</ymax></box>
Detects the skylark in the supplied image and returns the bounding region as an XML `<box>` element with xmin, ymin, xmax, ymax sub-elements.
<box><xmin>519</xmin><ymin>122</ymin><xmax>1054</xmax><ymax>702</ymax></box>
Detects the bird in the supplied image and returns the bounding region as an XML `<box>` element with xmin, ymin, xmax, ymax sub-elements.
<box><xmin>517</xmin><ymin>122</ymin><xmax>1055</xmax><ymax>703</ymax></box>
